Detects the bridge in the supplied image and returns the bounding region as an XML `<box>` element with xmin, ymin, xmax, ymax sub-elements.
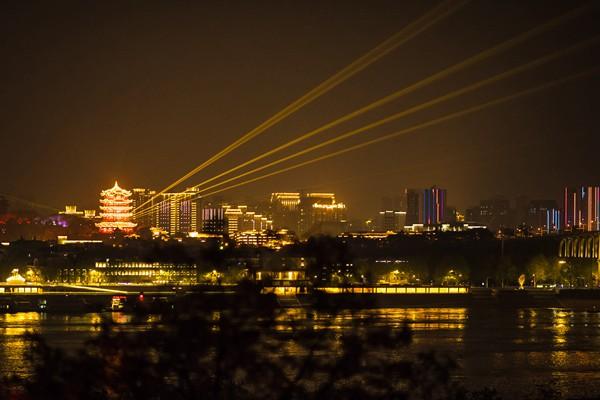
<box><xmin>559</xmin><ymin>233</ymin><xmax>600</xmax><ymax>277</ymax></box>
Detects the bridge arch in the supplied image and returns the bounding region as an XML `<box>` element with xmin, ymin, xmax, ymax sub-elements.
<box><xmin>559</xmin><ymin>238</ymin><xmax>568</xmax><ymax>257</ymax></box>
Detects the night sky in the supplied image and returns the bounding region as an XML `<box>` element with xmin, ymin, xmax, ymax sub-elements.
<box><xmin>1</xmin><ymin>0</ymin><xmax>599</xmax><ymax>218</ymax></box>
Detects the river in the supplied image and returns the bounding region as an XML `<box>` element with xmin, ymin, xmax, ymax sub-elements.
<box><xmin>1</xmin><ymin>307</ymin><xmax>600</xmax><ymax>398</ymax></box>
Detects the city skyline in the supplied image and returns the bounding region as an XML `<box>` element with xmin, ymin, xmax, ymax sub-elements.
<box><xmin>1</xmin><ymin>3</ymin><xmax>600</xmax><ymax>397</ymax></box>
<box><xmin>0</xmin><ymin>0</ymin><xmax>599</xmax><ymax>217</ymax></box>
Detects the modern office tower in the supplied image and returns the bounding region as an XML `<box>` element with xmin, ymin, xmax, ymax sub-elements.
<box><xmin>270</xmin><ymin>192</ymin><xmax>301</xmax><ymax>231</ymax></box>
<box><xmin>405</xmin><ymin>186</ymin><xmax>446</xmax><ymax>226</ymax></box>
<box><xmin>201</xmin><ymin>204</ymin><xmax>227</xmax><ymax>235</ymax></box>
<box><xmin>423</xmin><ymin>186</ymin><xmax>446</xmax><ymax>225</ymax></box>
<box><xmin>299</xmin><ymin>192</ymin><xmax>346</xmax><ymax>236</ymax></box>
<box><xmin>405</xmin><ymin>189</ymin><xmax>422</xmax><ymax>225</ymax></box>
<box><xmin>96</xmin><ymin>182</ymin><xmax>137</xmax><ymax>234</ymax></box>
<box><xmin>131</xmin><ymin>188</ymin><xmax>157</xmax><ymax>228</ymax></box>
<box><xmin>563</xmin><ymin>186</ymin><xmax>600</xmax><ymax>231</ymax></box>
<box><xmin>270</xmin><ymin>192</ymin><xmax>346</xmax><ymax>236</ymax></box>
<box><xmin>527</xmin><ymin>199</ymin><xmax>558</xmax><ymax>232</ymax></box>
<box><xmin>154</xmin><ymin>189</ymin><xmax>200</xmax><ymax>235</ymax></box>
<box><xmin>379</xmin><ymin>210</ymin><xmax>406</xmax><ymax>232</ymax></box>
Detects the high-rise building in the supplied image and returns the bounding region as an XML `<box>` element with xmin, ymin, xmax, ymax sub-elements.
<box><xmin>379</xmin><ymin>210</ymin><xmax>406</xmax><ymax>232</ymax></box>
<box><xmin>270</xmin><ymin>193</ymin><xmax>301</xmax><ymax>231</ymax></box>
<box><xmin>563</xmin><ymin>186</ymin><xmax>600</xmax><ymax>231</ymax></box>
<box><xmin>299</xmin><ymin>193</ymin><xmax>346</xmax><ymax>236</ymax></box>
<box><xmin>154</xmin><ymin>189</ymin><xmax>201</xmax><ymax>235</ymax></box>
<box><xmin>96</xmin><ymin>182</ymin><xmax>137</xmax><ymax>234</ymax></box>
<box><xmin>423</xmin><ymin>186</ymin><xmax>446</xmax><ymax>225</ymax></box>
<box><xmin>405</xmin><ymin>186</ymin><xmax>446</xmax><ymax>226</ymax></box>
<box><xmin>405</xmin><ymin>189</ymin><xmax>421</xmax><ymax>225</ymax></box>
<box><xmin>201</xmin><ymin>204</ymin><xmax>227</xmax><ymax>235</ymax></box>
<box><xmin>270</xmin><ymin>192</ymin><xmax>346</xmax><ymax>235</ymax></box>
<box><xmin>131</xmin><ymin>188</ymin><xmax>157</xmax><ymax>228</ymax></box>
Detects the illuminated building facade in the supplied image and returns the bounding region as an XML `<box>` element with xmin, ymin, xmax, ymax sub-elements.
<box><xmin>154</xmin><ymin>189</ymin><xmax>200</xmax><ymax>235</ymax></box>
<box><xmin>563</xmin><ymin>186</ymin><xmax>600</xmax><ymax>231</ymax></box>
<box><xmin>202</xmin><ymin>205</ymin><xmax>227</xmax><ymax>235</ymax></box>
<box><xmin>379</xmin><ymin>210</ymin><xmax>406</xmax><ymax>232</ymax></box>
<box><xmin>59</xmin><ymin>205</ymin><xmax>83</xmax><ymax>216</ymax></box>
<box><xmin>299</xmin><ymin>193</ymin><xmax>346</xmax><ymax>236</ymax></box>
<box><xmin>96</xmin><ymin>182</ymin><xmax>137</xmax><ymax>234</ymax></box>
<box><xmin>405</xmin><ymin>186</ymin><xmax>447</xmax><ymax>226</ymax></box>
<box><xmin>131</xmin><ymin>188</ymin><xmax>157</xmax><ymax>228</ymax></box>
<box><xmin>59</xmin><ymin>206</ymin><xmax>97</xmax><ymax>219</ymax></box>
<box><xmin>270</xmin><ymin>192</ymin><xmax>346</xmax><ymax>235</ymax></box>
<box><xmin>59</xmin><ymin>261</ymin><xmax>197</xmax><ymax>284</ymax></box>
<box><xmin>423</xmin><ymin>186</ymin><xmax>446</xmax><ymax>225</ymax></box>
<box><xmin>270</xmin><ymin>192</ymin><xmax>301</xmax><ymax>231</ymax></box>
<box><xmin>224</xmin><ymin>205</ymin><xmax>272</xmax><ymax>236</ymax></box>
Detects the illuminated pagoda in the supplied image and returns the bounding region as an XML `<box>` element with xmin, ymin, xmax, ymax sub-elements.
<box><xmin>96</xmin><ymin>181</ymin><xmax>137</xmax><ymax>234</ymax></box>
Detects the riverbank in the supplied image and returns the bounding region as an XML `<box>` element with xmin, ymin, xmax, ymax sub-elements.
<box><xmin>3</xmin><ymin>284</ymin><xmax>600</xmax><ymax>313</ymax></box>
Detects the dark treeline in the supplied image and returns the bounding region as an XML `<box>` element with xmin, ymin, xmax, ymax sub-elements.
<box><xmin>0</xmin><ymin>230</ymin><xmax>582</xmax><ymax>286</ymax></box>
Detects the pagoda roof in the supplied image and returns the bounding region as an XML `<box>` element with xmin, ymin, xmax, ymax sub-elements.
<box><xmin>100</xmin><ymin>181</ymin><xmax>132</xmax><ymax>197</ymax></box>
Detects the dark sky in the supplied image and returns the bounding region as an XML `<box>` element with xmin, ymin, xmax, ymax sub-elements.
<box><xmin>1</xmin><ymin>0</ymin><xmax>599</xmax><ymax>218</ymax></box>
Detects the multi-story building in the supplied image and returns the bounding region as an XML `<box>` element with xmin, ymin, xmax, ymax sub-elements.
<box><xmin>466</xmin><ymin>196</ymin><xmax>511</xmax><ymax>232</ymax></box>
<box><xmin>378</xmin><ymin>210</ymin><xmax>406</xmax><ymax>232</ymax></box>
<box><xmin>155</xmin><ymin>189</ymin><xmax>201</xmax><ymax>235</ymax></box>
<box><xmin>405</xmin><ymin>186</ymin><xmax>447</xmax><ymax>226</ymax></box>
<box><xmin>96</xmin><ymin>182</ymin><xmax>137</xmax><ymax>234</ymax></box>
<box><xmin>201</xmin><ymin>204</ymin><xmax>227</xmax><ymax>235</ymax></box>
<box><xmin>224</xmin><ymin>205</ymin><xmax>273</xmax><ymax>236</ymax></box>
<box><xmin>270</xmin><ymin>192</ymin><xmax>301</xmax><ymax>231</ymax></box>
<box><xmin>59</xmin><ymin>261</ymin><xmax>198</xmax><ymax>284</ymax></box>
<box><xmin>270</xmin><ymin>192</ymin><xmax>346</xmax><ymax>236</ymax></box>
<box><xmin>299</xmin><ymin>193</ymin><xmax>346</xmax><ymax>236</ymax></box>
<box><xmin>405</xmin><ymin>189</ymin><xmax>421</xmax><ymax>225</ymax></box>
<box><xmin>131</xmin><ymin>188</ymin><xmax>157</xmax><ymax>228</ymax></box>
<box><xmin>423</xmin><ymin>186</ymin><xmax>446</xmax><ymax>225</ymax></box>
<box><xmin>563</xmin><ymin>186</ymin><xmax>600</xmax><ymax>231</ymax></box>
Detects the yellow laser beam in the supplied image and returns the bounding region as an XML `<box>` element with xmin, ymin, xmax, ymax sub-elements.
<box><xmin>182</xmin><ymin>2</ymin><xmax>594</xmax><ymax>194</ymax></box>
<box><xmin>189</xmin><ymin>37</ymin><xmax>600</xmax><ymax>197</ymax></box>
<box><xmin>0</xmin><ymin>193</ymin><xmax>60</xmax><ymax>213</ymax></box>
<box><xmin>134</xmin><ymin>0</ymin><xmax>469</xmax><ymax>213</ymax></box>
<box><xmin>134</xmin><ymin>2</ymin><xmax>594</xmax><ymax>220</ymax></box>
<box><xmin>196</xmin><ymin>68</ymin><xmax>599</xmax><ymax>199</ymax></box>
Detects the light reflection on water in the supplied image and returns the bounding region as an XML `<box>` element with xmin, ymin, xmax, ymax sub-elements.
<box><xmin>1</xmin><ymin>308</ymin><xmax>600</xmax><ymax>397</ymax></box>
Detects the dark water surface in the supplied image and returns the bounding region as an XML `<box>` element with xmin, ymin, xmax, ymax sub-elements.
<box><xmin>1</xmin><ymin>307</ymin><xmax>600</xmax><ymax>398</ymax></box>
